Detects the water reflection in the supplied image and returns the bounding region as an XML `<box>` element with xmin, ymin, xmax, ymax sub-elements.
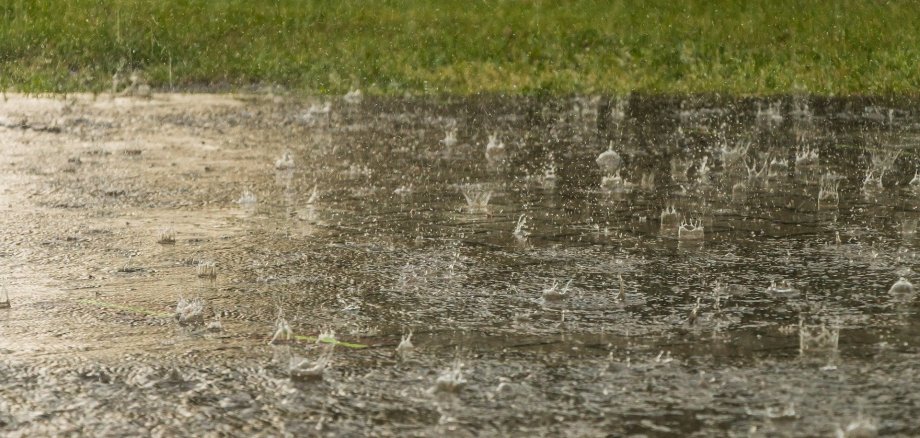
<box><xmin>2</xmin><ymin>94</ymin><xmax>920</xmax><ymax>436</ymax></box>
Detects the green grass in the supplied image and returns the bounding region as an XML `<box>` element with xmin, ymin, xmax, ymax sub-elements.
<box><xmin>1</xmin><ymin>0</ymin><xmax>918</xmax><ymax>95</ymax></box>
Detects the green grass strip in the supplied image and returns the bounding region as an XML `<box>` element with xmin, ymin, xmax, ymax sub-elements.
<box><xmin>78</xmin><ymin>299</ymin><xmax>173</xmax><ymax>318</ymax></box>
<box><xmin>294</xmin><ymin>334</ymin><xmax>367</xmax><ymax>349</ymax></box>
<box><xmin>2</xmin><ymin>0</ymin><xmax>919</xmax><ymax>95</ymax></box>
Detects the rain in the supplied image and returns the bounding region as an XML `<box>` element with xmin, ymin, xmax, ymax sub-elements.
<box><xmin>2</xmin><ymin>3</ymin><xmax>920</xmax><ymax>437</ymax></box>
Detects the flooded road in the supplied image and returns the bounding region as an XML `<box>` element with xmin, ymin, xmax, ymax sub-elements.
<box><xmin>1</xmin><ymin>93</ymin><xmax>918</xmax><ymax>436</ymax></box>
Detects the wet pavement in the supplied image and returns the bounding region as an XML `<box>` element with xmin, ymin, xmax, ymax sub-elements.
<box><xmin>0</xmin><ymin>92</ymin><xmax>919</xmax><ymax>436</ymax></box>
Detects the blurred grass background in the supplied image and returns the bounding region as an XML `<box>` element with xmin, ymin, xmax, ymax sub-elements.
<box><xmin>1</xmin><ymin>0</ymin><xmax>918</xmax><ymax>95</ymax></box>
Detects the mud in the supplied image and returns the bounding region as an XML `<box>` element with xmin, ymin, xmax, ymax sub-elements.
<box><xmin>0</xmin><ymin>92</ymin><xmax>919</xmax><ymax>436</ymax></box>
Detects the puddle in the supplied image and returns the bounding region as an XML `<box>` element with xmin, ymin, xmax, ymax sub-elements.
<box><xmin>0</xmin><ymin>93</ymin><xmax>918</xmax><ymax>435</ymax></box>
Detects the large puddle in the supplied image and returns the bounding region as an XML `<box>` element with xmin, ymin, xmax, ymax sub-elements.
<box><xmin>1</xmin><ymin>93</ymin><xmax>918</xmax><ymax>436</ymax></box>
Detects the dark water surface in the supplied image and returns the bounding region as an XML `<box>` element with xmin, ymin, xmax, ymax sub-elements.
<box><xmin>1</xmin><ymin>93</ymin><xmax>919</xmax><ymax>436</ymax></box>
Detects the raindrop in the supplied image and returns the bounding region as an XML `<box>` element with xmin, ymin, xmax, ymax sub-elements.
<box><xmin>888</xmin><ymin>277</ymin><xmax>914</xmax><ymax>295</ymax></box>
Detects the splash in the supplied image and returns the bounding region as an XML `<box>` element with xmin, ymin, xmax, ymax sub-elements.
<box><xmin>687</xmin><ymin>297</ymin><xmax>701</xmax><ymax>326</ymax></box>
<box><xmin>888</xmin><ymin>277</ymin><xmax>914</xmax><ymax>295</ymax></box>
<box><xmin>237</xmin><ymin>190</ymin><xmax>258</xmax><ymax>206</ymax></box>
<box><xmin>433</xmin><ymin>360</ymin><xmax>467</xmax><ymax>393</ymax></box>
<box><xmin>303</xmin><ymin>102</ymin><xmax>331</xmax><ymax>123</ymax></box>
<box><xmin>206</xmin><ymin>316</ymin><xmax>223</xmax><ymax>333</ymax></box>
<box><xmin>460</xmin><ymin>183</ymin><xmax>493</xmax><ymax>211</ymax></box>
<box><xmin>609</xmin><ymin>98</ymin><xmax>627</xmax><ymax>122</ymax></box>
<box><xmin>156</xmin><ymin>227</ymin><xmax>176</xmax><ymax>245</ymax></box>
<box><xmin>484</xmin><ymin>133</ymin><xmax>506</xmax><ymax>163</ymax></box>
<box><xmin>0</xmin><ymin>287</ymin><xmax>9</xmax><ymax>309</ymax></box>
<box><xmin>269</xmin><ymin>316</ymin><xmax>293</xmax><ymax>344</ymax></box>
<box><xmin>596</xmin><ymin>141</ymin><xmax>622</xmax><ymax>174</ymax></box>
<box><xmin>542</xmin><ymin>163</ymin><xmax>558</xmax><ymax>189</ymax></box>
<box><xmin>274</xmin><ymin>151</ymin><xmax>295</xmax><ymax>170</ymax></box>
<box><xmin>670</xmin><ymin>157</ymin><xmax>692</xmax><ymax>182</ymax></box>
<box><xmin>639</xmin><ymin>172</ymin><xmax>655</xmax><ymax>191</ymax></box>
<box><xmin>799</xmin><ymin>320</ymin><xmax>839</xmax><ymax>356</ymax></box>
<box><xmin>196</xmin><ymin>260</ymin><xmax>217</xmax><ymax>279</ymax></box>
<box><xmin>862</xmin><ymin>167</ymin><xmax>883</xmax><ymax>191</ymax></box>
<box><xmin>513</xmin><ymin>215</ymin><xmax>530</xmax><ymax>240</ymax></box>
<box><xmin>795</xmin><ymin>146</ymin><xmax>819</xmax><ymax>168</ymax></box>
<box><xmin>396</xmin><ymin>332</ymin><xmax>414</xmax><ymax>356</ymax></box>
<box><xmin>731</xmin><ymin>181</ymin><xmax>747</xmax><ymax>202</ymax></box>
<box><xmin>869</xmin><ymin>148</ymin><xmax>900</xmax><ymax>175</ymax></box>
<box><xmin>660</xmin><ymin>206</ymin><xmax>680</xmax><ymax>233</ymax></box>
<box><xmin>175</xmin><ymin>296</ymin><xmax>205</xmax><ymax>327</ymax></box>
<box><xmin>542</xmin><ymin>279</ymin><xmax>572</xmax><ymax>302</ymax></box>
<box><xmin>818</xmin><ymin>173</ymin><xmax>841</xmax><ymax>207</ymax></box>
<box><xmin>316</xmin><ymin>328</ymin><xmax>336</xmax><ymax>345</ymax></box>
<box><xmin>289</xmin><ymin>345</ymin><xmax>333</xmax><ymax>381</ymax></box>
<box><xmin>766</xmin><ymin>279</ymin><xmax>797</xmax><ymax>295</ymax></box>
<box><xmin>678</xmin><ymin>219</ymin><xmax>704</xmax><ymax>240</ymax></box>
<box><xmin>306</xmin><ymin>185</ymin><xmax>320</xmax><ymax>204</ymax></box>
<box><xmin>440</xmin><ymin>129</ymin><xmax>457</xmax><ymax>149</ymax></box>
<box><xmin>756</xmin><ymin>101</ymin><xmax>783</xmax><ymax>124</ymax></box>
<box><xmin>720</xmin><ymin>140</ymin><xmax>749</xmax><ymax>171</ymax></box>
<box><xmin>696</xmin><ymin>156</ymin><xmax>711</xmax><ymax>184</ymax></box>
<box><xmin>905</xmin><ymin>170</ymin><xmax>920</xmax><ymax>194</ymax></box>
<box><xmin>768</xmin><ymin>157</ymin><xmax>788</xmax><ymax>179</ymax></box>
<box><xmin>835</xmin><ymin>415</ymin><xmax>877</xmax><ymax>438</ymax></box>
<box><xmin>600</xmin><ymin>171</ymin><xmax>633</xmax><ymax>193</ymax></box>
<box><xmin>745</xmin><ymin>158</ymin><xmax>770</xmax><ymax>185</ymax></box>
<box><xmin>343</xmin><ymin>88</ymin><xmax>363</xmax><ymax>104</ymax></box>
<box><xmin>790</xmin><ymin>99</ymin><xmax>813</xmax><ymax>121</ymax></box>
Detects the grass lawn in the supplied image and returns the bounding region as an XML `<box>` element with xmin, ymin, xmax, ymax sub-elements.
<box><xmin>1</xmin><ymin>0</ymin><xmax>918</xmax><ymax>95</ymax></box>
